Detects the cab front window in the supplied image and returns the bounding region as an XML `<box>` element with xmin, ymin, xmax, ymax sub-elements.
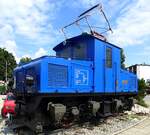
<box><xmin>73</xmin><ymin>43</ymin><xmax>87</xmax><ymax>60</ymax></box>
<box><xmin>56</xmin><ymin>47</ymin><xmax>71</xmax><ymax>58</ymax></box>
<box><xmin>56</xmin><ymin>42</ymin><xmax>87</xmax><ymax>60</ymax></box>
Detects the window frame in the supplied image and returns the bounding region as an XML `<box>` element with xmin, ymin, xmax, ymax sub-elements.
<box><xmin>106</xmin><ymin>47</ymin><xmax>112</xmax><ymax>68</ymax></box>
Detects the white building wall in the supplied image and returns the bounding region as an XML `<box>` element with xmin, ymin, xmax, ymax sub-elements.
<box><xmin>137</xmin><ymin>65</ymin><xmax>150</xmax><ymax>82</ymax></box>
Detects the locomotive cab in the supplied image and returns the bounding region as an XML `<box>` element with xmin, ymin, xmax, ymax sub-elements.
<box><xmin>53</xmin><ymin>33</ymin><xmax>93</xmax><ymax>61</ymax></box>
<box><xmin>54</xmin><ymin>33</ymin><xmax>137</xmax><ymax>93</ymax></box>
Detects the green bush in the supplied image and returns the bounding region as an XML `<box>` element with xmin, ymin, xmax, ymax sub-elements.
<box><xmin>136</xmin><ymin>79</ymin><xmax>148</xmax><ymax>107</ymax></box>
<box><xmin>0</xmin><ymin>85</ymin><xmax>6</xmax><ymax>94</ymax></box>
<box><xmin>137</xmin><ymin>97</ymin><xmax>148</xmax><ymax>107</ymax></box>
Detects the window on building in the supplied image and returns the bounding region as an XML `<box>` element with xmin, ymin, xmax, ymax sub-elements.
<box><xmin>106</xmin><ymin>47</ymin><xmax>112</xmax><ymax>68</ymax></box>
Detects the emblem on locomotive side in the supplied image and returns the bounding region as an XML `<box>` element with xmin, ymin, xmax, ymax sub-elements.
<box><xmin>75</xmin><ymin>69</ymin><xmax>89</xmax><ymax>85</ymax></box>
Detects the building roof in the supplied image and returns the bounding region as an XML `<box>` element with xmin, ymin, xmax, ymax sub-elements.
<box><xmin>127</xmin><ymin>64</ymin><xmax>150</xmax><ymax>68</ymax></box>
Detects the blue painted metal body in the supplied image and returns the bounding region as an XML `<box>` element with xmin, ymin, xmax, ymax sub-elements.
<box><xmin>14</xmin><ymin>34</ymin><xmax>138</xmax><ymax>94</ymax></box>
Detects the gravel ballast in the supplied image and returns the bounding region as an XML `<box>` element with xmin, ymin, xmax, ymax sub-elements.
<box><xmin>58</xmin><ymin>114</ymin><xmax>146</xmax><ymax>135</ymax></box>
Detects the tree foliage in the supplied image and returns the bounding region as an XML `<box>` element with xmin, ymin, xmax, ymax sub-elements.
<box><xmin>0</xmin><ymin>85</ymin><xmax>6</xmax><ymax>94</ymax></box>
<box><xmin>137</xmin><ymin>79</ymin><xmax>146</xmax><ymax>98</ymax></box>
<box><xmin>0</xmin><ymin>48</ymin><xmax>17</xmax><ymax>81</ymax></box>
<box><xmin>121</xmin><ymin>48</ymin><xmax>126</xmax><ymax>69</ymax></box>
<box><xmin>19</xmin><ymin>57</ymin><xmax>32</xmax><ymax>65</ymax></box>
<box><xmin>136</xmin><ymin>79</ymin><xmax>147</xmax><ymax>107</ymax></box>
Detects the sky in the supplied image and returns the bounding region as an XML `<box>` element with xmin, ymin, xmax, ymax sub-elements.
<box><xmin>0</xmin><ymin>0</ymin><xmax>149</xmax><ymax>66</ymax></box>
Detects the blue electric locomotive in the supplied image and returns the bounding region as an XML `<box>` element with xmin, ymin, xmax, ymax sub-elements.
<box><xmin>14</xmin><ymin>33</ymin><xmax>137</xmax><ymax>95</ymax></box>
<box><xmin>12</xmin><ymin>4</ymin><xmax>138</xmax><ymax>134</ymax></box>
<box><xmin>13</xmin><ymin>33</ymin><xmax>137</xmax><ymax>133</ymax></box>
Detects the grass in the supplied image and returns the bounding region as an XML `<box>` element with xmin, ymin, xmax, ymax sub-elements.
<box><xmin>127</xmin><ymin>114</ymin><xmax>140</xmax><ymax>120</ymax></box>
<box><xmin>137</xmin><ymin>98</ymin><xmax>148</xmax><ymax>108</ymax></box>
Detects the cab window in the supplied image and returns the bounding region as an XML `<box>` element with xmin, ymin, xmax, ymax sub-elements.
<box><xmin>73</xmin><ymin>43</ymin><xmax>87</xmax><ymax>59</ymax></box>
<box><xmin>106</xmin><ymin>47</ymin><xmax>112</xmax><ymax>68</ymax></box>
<box><xmin>56</xmin><ymin>42</ymin><xmax>87</xmax><ymax>60</ymax></box>
<box><xmin>56</xmin><ymin>47</ymin><xmax>71</xmax><ymax>58</ymax></box>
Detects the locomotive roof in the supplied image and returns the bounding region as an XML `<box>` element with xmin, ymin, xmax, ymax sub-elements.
<box><xmin>53</xmin><ymin>33</ymin><xmax>121</xmax><ymax>51</ymax></box>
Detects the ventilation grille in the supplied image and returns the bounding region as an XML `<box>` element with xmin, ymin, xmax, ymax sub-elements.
<box><xmin>48</xmin><ymin>64</ymin><xmax>68</xmax><ymax>87</ymax></box>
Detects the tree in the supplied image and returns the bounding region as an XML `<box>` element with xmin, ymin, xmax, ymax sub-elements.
<box><xmin>0</xmin><ymin>85</ymin><xmax>6</xmax><ymax>94</ymax></box>
<box><xmin>121</xmin><ymin>48</ymin><xmax>126</xmax><ymax>69</ymax></box>
<box><xmin>137</xmin><ymin>79</ymin><xmax>146</xmax><ymax>98</ymax></box>
<box><xmin>0</xmin><ymin>48</ymin><xmax>17</xmax><ymax>81</ymax></box>
<box><xmin>19</xmin><ymin>57</ymin><xmax>32</xmax><ymax>65</ymax></box>
<box><xmin>136</xmin><ymin>79</ymin><xmax>147</xmax><ymax>107</ymax></box>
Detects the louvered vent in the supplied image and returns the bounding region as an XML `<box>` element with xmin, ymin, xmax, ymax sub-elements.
<box><xmin>48</xmin><ymin>64</ymin><xmax>68</xmax><ymax>87</ymax></box>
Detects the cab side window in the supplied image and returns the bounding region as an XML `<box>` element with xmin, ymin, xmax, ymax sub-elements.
<box><xmin>106</xmin><ymin>47</ymin><xmax>112</xmax><ymax>68</ymax></box>
<box><xmin>73</xmin><ymin>43</ymin><xmax>87</xmax><ymax>60</ymax></box>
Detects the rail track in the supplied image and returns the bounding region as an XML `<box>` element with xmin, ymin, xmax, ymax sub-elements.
<box><xmin>0</xmin><ymin>111</ymin><xmax>146</xmax><ymax>135</ymax></box>
<box><xmin>6</xmin><ymin>113</ymin><xmax>144</xmax><ymax>135</ymax></box>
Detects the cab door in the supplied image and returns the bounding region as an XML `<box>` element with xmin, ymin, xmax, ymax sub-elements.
<box><xmin>105</xmin><ymin>46</ymin><xmax>115</xmax><ymax>93</ymax></box>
